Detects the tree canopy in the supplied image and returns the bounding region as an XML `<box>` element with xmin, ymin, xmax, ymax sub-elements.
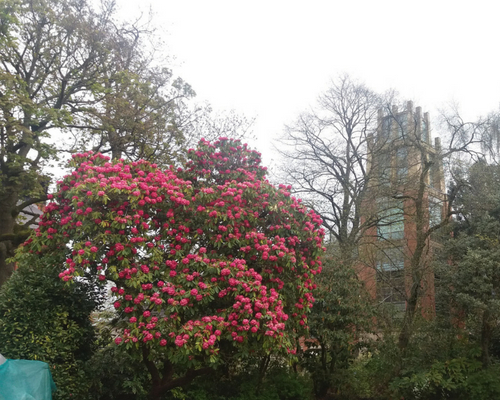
<box><xmin>0</xmin><ymin>0</ymin><xmax>254</xmax><ymax>286</ymax></box>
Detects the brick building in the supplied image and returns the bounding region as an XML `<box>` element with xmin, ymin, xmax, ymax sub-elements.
<box><xmin>357</xmin><ymin>102</ymin><xmax>446</xmax><ymax>316</ymax></box>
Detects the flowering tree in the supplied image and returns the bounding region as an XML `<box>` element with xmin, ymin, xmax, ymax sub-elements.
<box><xmin>16</xmin><ymin>138</ymin><xmax>325</xmax><ymax>399</ymax></box>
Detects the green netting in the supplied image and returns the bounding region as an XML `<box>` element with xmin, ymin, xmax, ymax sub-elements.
<box><xmin>0</xmin><ymin>359</ymin><xmax>56</xmax><ymax>400</ymax></box>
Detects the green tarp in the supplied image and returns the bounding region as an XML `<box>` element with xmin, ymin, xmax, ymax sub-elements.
<box><xmin>0</xmin><ymin>359</ymin><xmax>56</xmax><ymax>400</ymax></box>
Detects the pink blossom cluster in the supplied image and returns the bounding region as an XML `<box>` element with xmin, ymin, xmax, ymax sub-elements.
<box><xmin>20</xmin><ymin>139</ymin><xmax>325</xmax><ymax>362</ymax></box>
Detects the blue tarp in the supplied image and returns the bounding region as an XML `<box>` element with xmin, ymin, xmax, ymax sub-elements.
<box><xmin>0</xmin><ymin>359</ymin><xmax>56</xmax><ymax>400</ymax></box>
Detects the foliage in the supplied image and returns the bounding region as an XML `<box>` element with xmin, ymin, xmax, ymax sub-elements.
<box><xmin>463</xmin><ymin>364</ymin><xmax>500</xmax><ymax>400</ymax></box>
<box><xmin>388</xmin><ymin>350</ymin><xmax>500</xmax><ymax>400</ymax></box>
<box><xmin>15</xmin><ymin>138</ymin><xmax>325</xmax><ymax>398</ymax></box>
<box><xmin>179</xmin><ymin>366</ymin><xmax>313</xmax><ymax>400</ymax></box>
<box><xmin>435</xmin><ymin>161</ymin><xmax>500</xmax><ymax>368</ymax></box>
<box><xmin>0</xmin><ymin>0</ymin><xmax>256</xmax><ymax>287</ymax></box>
<box><xmin>363</xmin><ymin>162</ymin><xmax>500</xmax><ymax>400</ymax></box>
<box><xmin>356</xmin><ymin>315</ymin><xmax>500</xmax><ymax>400</ymax></box>
<box><xmin>180</xmin><ymin>137</ymin><xmax>267</xmax><ymax>185</ymax></box>
<box><xmin>300</xmin><ymin>248</ymin><xmax>374</xmax><ymax>398</ymax></box>
<box><xmin>86</xmin><ymin>337</ymin><xmax>152</xmax><ymax>400</ymax></box>
<box><xmin>0</xmin><ymin>0</ymin><xmax>193</xmax><ymax>285</ymax></box>
<box><xmin>0</xmin><ymin>258</ymin><xmax>101</xmax><ymax>399</ymax></box>
<box><xmin>390</xmin><ymin>356</ymin><xmax>479</xmax><ymax>400</ymax></box>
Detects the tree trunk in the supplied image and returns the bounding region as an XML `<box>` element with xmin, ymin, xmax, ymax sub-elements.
<box><xmin>398</xmin><ymin>282</ymin><xmax>419</xmax><ymax>353</ymax></box>
<box><xmin>398</xmin><ymin>172</ymin><xmax>430</xmax><ymax>354</ymax></box>
<box><xmin>0</xmin><ymin>241</ymin><xmax>15</xmax><ymax>287</ymax></box>
<box><xmin>0</xmin><ymin>193</ymin><xmax>19</xmax><ymax>286</ymax></box>
<box><xmin>147</xmin><ymin>367</ymin><xmax>212</xmax><ymax>400</ymax></box>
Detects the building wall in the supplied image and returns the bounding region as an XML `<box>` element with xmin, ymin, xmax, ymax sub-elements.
<box><xmin>356</xmin><ymin>102</ymin><xmax>446</xmax><ymax>316</ymax></box>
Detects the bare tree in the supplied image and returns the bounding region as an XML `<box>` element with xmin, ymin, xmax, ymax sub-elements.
<box><xmin>278</xmin><ymin>75</ymin><xmax>493</xmax><ymax>355</ymax></box>
<box><xmin>277</xmin><ymin>75</ymin><xmax>384</xmax><ymax>268</ymax></box>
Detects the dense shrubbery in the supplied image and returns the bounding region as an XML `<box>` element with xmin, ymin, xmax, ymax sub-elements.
<box><xmin>179</xmin><ymin>366</ymin><xmax>313</xmax><ymax>400</ymax></box>
<box><xmin>0</xmin><ymin>260</ymin><xmax>101</xmax><ymax>399</ymax></box>
<box><xmin>2</xmin><ymin>138</ymin><xmax>325</xmax><ymax>399</ymax></box>
<box><xmin>4</xmin><ymin>145</ymin><xmax>500</xmax><ymax>400</ymax></box>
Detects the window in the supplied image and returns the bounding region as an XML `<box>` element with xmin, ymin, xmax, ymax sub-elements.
<box><xmin>396</xmin><ymin>147</ymin><xmax>408</xmax><ymax>180</ymax></box>
<box><xmin>378</xmin><ymin>247</ymin><xmax>404</xmax><ymax>271</ymax></box>
<box><xmin>377</xmin><ymin>200</ymin><xmax>404</xmax><ymax>240</ymax></box>
<box><xmin>428</xmin><ymin>163</ymin><xmax>439</xmax><ymax>189</ymax></box>
<box><xmin>429</xmin><ymin>197</ymin><xmax>442</xmax><ymax>227</ymax></box>
<box><xmin>377</xmin><ymin>247</ymin><xmax>406</xmax><ymax>309</ymax></box>
<box><xmin>421</xmin><ymin>119</ymin><xmax>428</xmax><ymax>143</ymax></box>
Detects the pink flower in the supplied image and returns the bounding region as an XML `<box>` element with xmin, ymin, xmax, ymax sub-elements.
<box><xmin>115</xmin><ymin>337</ymin><xmax>122</xmax><ymax>345</ymax></box>
<box><xmin>160</xmin><ymin>339</ymin><xmax>167</xmax><ymax>346</ymax></box>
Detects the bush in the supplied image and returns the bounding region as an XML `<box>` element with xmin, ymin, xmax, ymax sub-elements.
<box><xmin>14</xmin><ymin>142</ymin><xmax>325</xmax><ymax>399</ymax></box>
<box><xmin>180</xmin><ymin>366</ymin><xmax>313</xmax><ymax>400</ymax></box>
<box><xmin>0</xmin><ymin>260</ymin><xmax>101</xmax><ymax>400</ymax></box>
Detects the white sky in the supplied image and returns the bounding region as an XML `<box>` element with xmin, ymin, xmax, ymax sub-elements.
<box><xmin>117</xmin><ymin>0</ymin><xmax>500</xmax><ymax>168</ymax></box>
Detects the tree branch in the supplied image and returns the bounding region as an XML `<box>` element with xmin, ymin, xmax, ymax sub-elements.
<box><xmin>13</xmin><ymin>196</ymin><xmax>47</xmax><ymax>216</ymax></box>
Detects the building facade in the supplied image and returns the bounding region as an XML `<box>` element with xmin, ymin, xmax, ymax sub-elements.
<box><xmin>357</xmin><ymin>101</ymin><xmax>446</xmax><ymax>316</ymax></box>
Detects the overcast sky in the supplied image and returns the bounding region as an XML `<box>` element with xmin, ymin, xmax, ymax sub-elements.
<box><xmin>118</xmin><ymin>0</ymin><xmax>500</xmax><ymax>167</ymax></box>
